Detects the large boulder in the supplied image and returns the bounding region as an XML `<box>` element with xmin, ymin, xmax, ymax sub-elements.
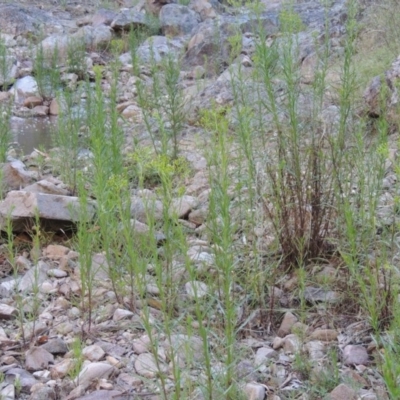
<box><xmin>120</xmin><ymin>36</ymin><xmax>186</xmax><ymax>66</ymax></box>
<box><xmin>146</xmin><ymin>0</ymin><xmax>174</xmax><ymax>16</ymax></box>
<box><xmin>111</xmin><ymin>9</ymin><xmax>151</xmax><ymax>31</ymax></box>
<box><xmin>364</xmin><ymin>55</ymin><xmax>400</xmax><ymax>121</ymax></box>
<box><xmin>0</xmin><ymin>191</ymin><xmax>96</xmax><ymax>232</ymax></box>
<box><xmin>9</xmin><ymin>76</ymin><xmax>39</xmax><ymax>103</ymax></box>
<box><xmin>0</xmin><ymin>4</ymin><xmax>49</xmax><ymax>37</ymax></box>
<box><xmin>183</xmin><ymin>17</ymin><xmax>240</xmax><ymax>76</ymax></box>
<box><xmin>159</xmin><ymin>4</ymin><xmax>201</xmax><ymax>36</ymax></box>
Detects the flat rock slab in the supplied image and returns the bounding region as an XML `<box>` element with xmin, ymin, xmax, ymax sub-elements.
<box><xmin>0</xmin><ymin>190</ymin><xmax>96</xmax><ymax>232</ymax></box>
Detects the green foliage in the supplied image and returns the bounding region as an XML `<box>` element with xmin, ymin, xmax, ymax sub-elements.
<box><xmin>127</xmin><ymin>147</ymin><xmax>190</xmax><ymax>188</ymax></box>
<box><xmin>279</xmin><ymin>8</ymin><xmax>305</xmax><ymax>33</ymax></box>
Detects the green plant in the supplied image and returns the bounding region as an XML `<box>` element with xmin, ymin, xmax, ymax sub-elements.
<box><xmin>69</xmin><ymin>338</ymin><xmax>85</xmax><ymax>382</ymax></box>
<box><xmin>0</xmin><ymin>99</ymin><xmax>12</xmax><ymax>163</ymax></box>
<box><xmin>34</xmin><ymin>42</ymin><xmax>61</xmax><ymax>99</ymax></box>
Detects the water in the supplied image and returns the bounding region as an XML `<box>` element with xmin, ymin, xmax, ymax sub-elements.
<box><xmin>10</xmin><ymin>116</ymin><xmax>57</xmax><ymax>155</ymax></box>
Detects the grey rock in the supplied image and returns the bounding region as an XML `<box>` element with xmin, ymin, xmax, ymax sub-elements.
<box><xmin>41</xmin><ymin>338</ymin><xmax>68</xmax><ymax>355</ymax></box>
<box><xmin>304</xmin><ymin>286</ymin><xmax>340</xmax><ymax>303</ymax></box>
<box><xmin>111</xmin><ymin>10</ymin><xmax>150</xmax><ymax>31</ymax></box>
<box><xmin>82</xmin><ymin>345</ymin><xmax>105</xmax><ymax>362</ymax></box>
<box><xmin>0</xmin><ymin>191</ymin><xmax>96</xmax><ymax>232</ymax></box>
<box><xmin>24</xmin><ymin>179</ymin><xmax>69</xmax><ymax>196</ymax></box>
<box><xmin>170</xmin><ymin>195</ymin><xmax>199</xmax><ymax>218</ymax></box>
<box><xmin>72</xmin><ymin>25</ymin><xmax>112</xmax><ymax>49</ymax></box>
<box><xmin>146</xmin><ymin>0</ymin><xmax>175</xmax><ymax>15</ymax></box>
<box><xmin>10</xmin><ymin>76</ymin><xmax>39</xmax><ymax>103</ymax></box>
<box><xmin>328</xmin><ymin>383</ymin><xmax>357</xmax><ymax>400</ymax></box>
<box><xmin>135</xmin><ymin>35</ymin><xmax>186</xmax><ymax>65</ymax></box>
<box><xmin>343</xmin><ymin>345</ymin><xmax>369</xmax><ymax>366</ymax></box>
<box><xmin>5</xmin><ymin>368</ymin><xmax>38</xmax><ymax>393</ymax></box>
<box><xmin>92</xmin><ymin>9</ymin><xmax>118</xmax><ymax>26</ymax></box>
<box><xmin>183</xmin><ymin>17</ymin><xmax>239</xmax><ymax>76</ymax></box>
<box><xmin>19</xmin><ymin>261</ymin><xmax>50</xmax><ymax>292</ymax></box>
<box><xmin>28</xmin><ymin>386</ymin><xmax>56</xmax><ymax>400</ymax></box>
<box><xmin>74</xmin><ymin>362</ymin><xmax>115</xmax><ymax>390</ymax></box>
<box><xmin>0</xmin><ymin>303</ymin><xmax>17</xmax><ymax>319</ymax></box>
<box><xmin>160</xmin><ymin>4</ymin><xmax>201</xmax><ymax>36</ymax></box>
<box><xmin>0</xmin><ymin>55</ymin><xmax>17</xmax><ymax>87</ymax></box>
<box><xmin>0</xmin><ymin>5</ymin><xmax>49</xmax><ymax>37</ymax></box>
<box><xmin>185</xmin><ymin>280</ymin><xmax>208</xmax><ymax>298</ymax></box>
<box><xmin>244</xmin><ymin>382</ymin><xmax>265</xmax><ymax>400</ymax></box>
<box><xmin>277</xmin><ymin>311</ymin><xmax>298</xmax><ymax>338</ymax></box>
<box><xmin>163</xmin><ymin>334</ymin><xmax>204</xmax><ymax>364</ymax></box>
<box><xmin>130</xmin><ymin>195</ymin><xmax>164</xmax><ymax>223</ymax></box>
<box><xmin>113</xmin><ymin>308</ymin><xmax>134</xmax><ymax>321</ymax></box>
<box><xmin>0</xmin><ymin>384</ymin><xmax>15</xmax><ymax>400</ymax></box>
<box><xmin>134</xmin><ymin>353</ymin><xmax>159</xmax><ymax>378</ymax></box>
<box><xmin>189</xmin><ymin>0</ymin><xmax>218</xmax><ymax>21</ymax></box>
<box><xmin>25</xmin><ymin>347</ymin><xmax>54</xmax><ymax>371</ymax></box>
<box><xmin>75</xmin><ymin>391</ymin><xmax>124</xmax><ymax>400</ymax></box>
<box><xmin>254</xmin><ymin>347</ymin><xmax>278</xmax><ymax>366</ymax></box>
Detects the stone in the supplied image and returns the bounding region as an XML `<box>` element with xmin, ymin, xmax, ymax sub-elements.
<box><xmin>343</xmin><ymin>345</ymin><xmax>369</xmax><ymax>366</ymax></box>
<box><xmin>2</xmin><ymin>160</ymin><xmax>36</xmax><ymax>190</ymax></box>
<box><xmin>0</xmin><ymin>5</ymin><xmax>51</xmax><ymax>37</ymax></box>
<box><xmin>183</xmin><ymin>17</ymin><xmax>239</xmax><ymax>76</ymax></box>
<box><xmin>146</xmin><ymin>0</ymin><xmax>175</xmax><ymax>15</ymax></box>
<box><xmin>304</xmin><ymin>286</ymin><xmax>340</xmax><ymax>303</ymax></box>
<box><xmin>92</xmin><ymin>9</ymin><xmax>118</xmax><ymax>26</ymax></box>
<box><xmin>0</xmin><ymin>385</ymin><xmax>14</xmax><ymax>400</ymax></box>
<box><xmin>185</xmin><ymin>280</ymin><xmax>208</xmax><ymax>298</ymax></box>
<box><xmin>328</xmin><ymin>383</ymin><xmax>357</xmax><ymax>400</ymax></box>
<box><xmin>134</xmin><ymin>353</ymin><xmax>159</xmax><ymax>378</ymax></box>
<box><xmin>37</xmin><ymin>34</ymin><xmax>69</xmax><ymax>65</ymax></box>
<box><xmin>0</xmin><ymin>55</ymin><xmax>17</xmax><ymax>87</ymax></box>
<box><xmin>160</xmin><ymin>4</ymin><xmax>201</xmax><ymax>36</ymax></box>
<box><xmin>74</xmin><ymin>362</ymin><xmax>115</xmax><ymax>389</ymax></box>
<box><xmin>244</xmin><ymin>382</ymin><xmax>265</xmax><ymax>400</ymax></box>
<box><xmin>305</xmin><ymin>340</ymin><xmax>325</xmax><ymax>361</ymax></box>
<box><xmin>43</xmin><ymin>245</ymin><xmax>70</xmax><ymax>260</ymax></box>
<box><xmin>74</xmin><ymin>390</ymin><xmax>124</xmax><ymax>400</ymax></box>
<box><xmin>113</xmin><ymin>308</ymin><xmax>134</xmax><ymax>322</ymax></box>
<box><xmin>254</xmin><ymin>347</ymin><xmax>278</xmax><ymax>366</ymax></box>
<box><xmin>5</xmin><ymin>368</ymin><xmax>38</xmax><ymax>393</ymax></box>
<box><xmin>130</xmin><ymin>196</ymin><xmax>164</xmax><ymax>223</ymax></box>
<box><xmin>25</xmin><ymin>347</ymin><xmax>54</xmax><ymax>371</ymax></box>
<box><xmin>72</xmin><ymin>25</ymin><xmax>112</xmax><ymax>49</ymax></box>
<box><xmin>135</xmin><ymin>35</ymin><xmax>186</xmax><ymax>65</ymax></box>
<box><xmin>133</xmin><ymin>335</ymin><xmax>151</xmax><ymax>354</ymax></box>
<box><xmin>188</xmin><ymin>208</ymin><xmax>207</xmax><ymax>225</ymax></box>
<box><xmin>189</xmin><ymin>0</ymin><xmax>218</xmax><ymax>20</ymax></box>
<box><xmin>0</xmin><ymin>191</ymin><xmax>96</xmax><ymax>232</ymax></box>
<box><xmin>283</xmin><ymin>334</ymin><xmax>302</xmax><ymax>354</ymax></box>
<box><xmin>121</xmin><ymin>104</ymin><xmax>143</xmax><ymax>122</ymax></box>
<box><xmin>170</xmin><ymin>195</ymin><xmax>199</xmax><ymax>218</ymax></box>
<box><xmin>23</xmin><ymin>96</ymin><xmax>43</xmax><ymax>108</ymax></box>
<box><xmin>272</xmin><ymin>336</ymin><xmax>284</xmax><ymax>350</ymax></box>
<box><xmin>82</xmin><ymin>345</ymin><xmax>105</xmax><ymax>362</ymax></box>
<box><xmin>19</xmin><ymin>261</ymin><xmax>50</xmax><ymax>292</ymax></box>
<box><xmin>163</xmin><ymin>334</ymin><xmax>203</xmax><ymax>364</ymax></box>
<box><xmin>111</xmin><ymin>10</ymin><xmax>149</xmax><ymax>31</ymax></box>
<box><xmin>309</xmin><ymin>329</ymin><xmax>338</xmax><ymax>342</ymax></box>
<box><xmin>277</xmin><ymin>311</ymin><xmax>298</xmax><ymax>337</ymax></box>
<box><xmin>50</xmin><ymin>358</ymin><xmax>75</xmax><ymax>379</ymax></box>
<box><xmin>49</xmin><ymin>98</ymin><xmax>59</xmax><ymax>115</ymax></box>
<box><xmin>46</xmin><ymin>269</ymin><xmax>68</xmax><ymax>278</ymax></box>
<box><xmin>41</xmin><ymin>338</ymin><xmax>68</xmax><ymax>355</ymax></box>
<box><xmin>10</xmin><ymin>76</ymin><xmax>39</xmax><ymax>102</ymax></box>
<box><xmin>32</xmin><ymin>105</ymin><xmax>49</xmax><ymax>116</ymax></box>
<box><xmin>29</xmin><ymin>386</ymin><xmax>56</xmax><ymax>400</ymax></box>
<box><xmin>0</xmin><ymin>304</ymin><xmax>17</xmax><ymax>319</ymax></box>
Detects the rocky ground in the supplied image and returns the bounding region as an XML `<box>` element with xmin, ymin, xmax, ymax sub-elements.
<box><xmin>0</xmin><ymin>0</ymin><xmax>399</xmax><ymax>399</ymax></box>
